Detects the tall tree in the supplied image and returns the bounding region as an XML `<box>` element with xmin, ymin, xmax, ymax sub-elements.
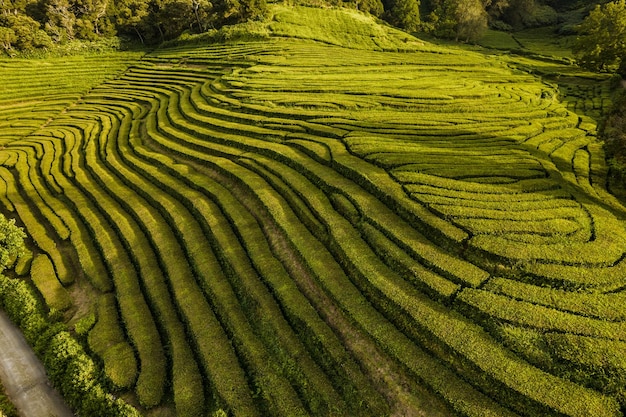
<box><xmin>429</xmin><ymin>0</ymin><xmax>487</xmax><ymax>41</ymax></box>
<box><xmin>385</xmin><ymin>0</ymin><xmax>420</xmax><ymax>31</ymax></box>
<box><xmin>501</xmin><ymin>0</ymin><xmax>533</xmax><ymax>27</ymax></box>
<box><xmin>0</xmin><ymin>26</ymin><xmax>16</xmax><ymax>51</ymax></box>
<box><xmin>73</xmin><ymin>0</ymin><xmax>114</xmax><ymax>39</ymax></box>
<box><xmin>355</xmin><ymin>0</ymin><xmax>384</xmax><ymax>17</ymax></box>
<box><xmin>484</xmin><ymin>0</ymin><xmax>509</xmax><ymax>20</ymax></box>
<box><xmin>2</xmin><ymin>12</ymin><xmax>52</xmax><ymax>49</ymax></box>
<box><xmin>111</xmin><ymin>0</ymin><xmax>149</xmax><ymax>42</ymax></box>
<box><xmin>43</xmin><ymin>0</ymin><xmax>76</xmax><ymax>41</ymax></box>
<box><xmin>454</xmin><ymin>0</ymin><xmax>487</xmax><ymax>41</ymax></box>
<box><xmin>573</xmin><ymin>0</ymin><xmax>626</xmax><ymax>72</ymax></box>
<box><xmin>191</xmin><ymin>0</ymin><xmax>211</xmax><ymax>32</ymax></box>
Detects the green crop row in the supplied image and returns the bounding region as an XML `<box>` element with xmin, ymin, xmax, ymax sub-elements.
<box><xmin>0</xmin><ymin>172</ymin><xmax>14</xmax><ymax>213</ymax></box>
<box><xmin>29</xmin><ymin>253</ymin><xmax>71</xmax><ymax>311</ymax></box>
<box><xmin>88</xmin><ymin>294</ymin><xmax>138</xmax><ymax>390</ymax></box>
<box><xmin>359</xmin><ymin>222</ymin><xmax>460</xmax><ymax>300</ymax></box>
<box><xmin>544</xmin><ymin>333</ymin><xmax>626</xmax><ymax>399</ymax></box>
<box><xmin>414</xmin><ymin>191</ymin><xmax>581</xmax><ymax>210</ymax></box>
<box><xmin>457</xmin><ymin>288</ymin><xmax>626</xmax><ymax>342</ymax></box>
<box><xmin>68</xmin><ymin>107</ymin><xmax>242</xmax><ymax>415</ymax></box>
<box><xmin>486</xmin><ymin>277</ymin><xmax>626</xmax><ymax>321</ymax></box>
<box><xmin>430</xmin><ymin>203</ymin><xmax>586</xmax><ymax>222</ymax></box>
<box><xmin>522</xmin><ymin>258</ymin><xmax>626</xmax><ymax>292</ymax></box>
<box><xmin>134</xmin><ymin>92</ymin><xmax>391</xmax><ymax>415</ymax></box>
<box><xmin>112</xmin><ymin>146</ymin><xmax>301</xmax><ymax>417</ymax></box>
<box><xmin>51</xmin><ymin>116</ymin><xmax>168</xmax><ymax>408</ymax></box>
<box><xmin>396</xmin><ymin>171</ymin><xmax>558</xmax><ymax>194</ymax></box>
<box><xmin>470</xmin><ymin>203</ymin><xmax>626</xmax><ymax>267</ymax></box>
<box><xmin>80</xmin><ymin>109</ymin><xmax>208</xmax><ymax>417</ymax></box>
<box><xmin>408</xmin><ymin>182</ymin><xmax>572</xmax><ymax>202</ymax></box>
<box><xmin>0</xmin><ymin>165</ymin><xmax>71</xmax><ymax>286</ymax></box>
<box><xmin>456</xmin><ymin>217</ymin><xmax>582</xmax><ymax>237</ymax></box>
<box><xmin>11</xmin><ymin>147</ymin><xmax>70</xmax><ymax>242</ymax></box>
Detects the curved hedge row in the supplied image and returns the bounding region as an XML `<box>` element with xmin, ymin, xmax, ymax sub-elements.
<box><xmin>1</xmin><ymin>37</ymin><xmax>626</xmax><ymax>417</ymax></box>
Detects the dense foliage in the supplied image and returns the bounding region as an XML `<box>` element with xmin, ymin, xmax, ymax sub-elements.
<box><xmin>573</xmin><ymin>0</ymin><xmax>626</xmax><ymax>72</ymax></box>
<box><xmin>0</xmin><ymin>0</ymin><xmax>268</xmax><ymax>50</ymax></box>
<box><xmin>0</xmin><ymin>0</ymin><xmax>616</xmax><ymax>52</ymax></box>
<box><xmin>0</xmin><ymin>215</ymin><xmax>24</xmax><ymax>272</ymax></box>
<box><xmin>602</xmin><ymin>88</ymin><xmax>626</xmax><ymax>183</ymax></box>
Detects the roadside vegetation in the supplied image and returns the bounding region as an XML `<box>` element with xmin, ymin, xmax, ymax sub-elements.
<box><xmin>0</xmin><ymin>1</ymin><xmax>625</xmax><ymax>417</ymax></box>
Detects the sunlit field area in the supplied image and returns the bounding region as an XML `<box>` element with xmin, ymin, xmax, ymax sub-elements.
<box><xmin>1</xmin><ymin>6</ymin><xmax>625</xmax><ymax>417</ymax></box>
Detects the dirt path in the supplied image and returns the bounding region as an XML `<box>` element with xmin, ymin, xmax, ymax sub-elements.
<box><xmin>0</xmin><ymin>310</ymin><xmax>74</xmax><ymax>417</ymax></box>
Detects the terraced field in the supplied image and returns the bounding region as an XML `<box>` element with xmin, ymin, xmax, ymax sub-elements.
<box><xmin>2</xmin><ymin>11</ymin><xmax>626</xmax><ymax>417</ymax></box>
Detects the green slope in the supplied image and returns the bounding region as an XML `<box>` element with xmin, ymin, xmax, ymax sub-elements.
<box><xmin>1</xmin><ymin>6</ymin><xmax>626</xmax><ymax>417</ymax></box>
<box><xmin>179</xmin><ymin>4</ymin><xmax>426</xmax><ymax>51</ymax></box>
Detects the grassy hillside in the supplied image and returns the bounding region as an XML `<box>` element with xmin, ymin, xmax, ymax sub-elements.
<box><xmin>1</xmin><ymin>5</ymin><xmax>626</xmax><ymax>417</ymax></box>
<box><xmin>177</xmin><ymin>5</ymin><xmax>425</xmax><ymax>51</ymax></box>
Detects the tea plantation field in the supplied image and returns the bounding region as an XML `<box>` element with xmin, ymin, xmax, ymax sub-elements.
<box><xmin>1</xmin><ymin>7</ymin><xmax>625</xmax><ymax>417</ymax></box>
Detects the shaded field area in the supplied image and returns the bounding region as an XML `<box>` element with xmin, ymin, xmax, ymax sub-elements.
<box><xmin>1</xmin><ymin>15</ymin><xmax>626</xmax><ymax>417</ymax></box>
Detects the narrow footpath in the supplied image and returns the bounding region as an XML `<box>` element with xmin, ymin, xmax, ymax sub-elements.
<box><xmin>0</xmin><ymin>310</ymin><xmax>74</xmax><ymax>417</ymax></box>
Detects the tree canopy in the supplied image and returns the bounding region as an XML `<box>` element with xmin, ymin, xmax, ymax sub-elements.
<box><xmin>426</xmin><ymin>0</ymin><xmax>488</xmax><ymax>42</ymax></box>
<box><xmin>573</xmin><ymin>0</ymin><xmax>626</xmax><ymax>73</ymax></box>
<box><xmin>0</xmin><ymin>0</ymin><xmax>267</xmax><ymax>51</ymax></box>
<box><xmin>0</xmin><ymin>0</ymin><xmax>617</xmax><ymax>55</ymax></box>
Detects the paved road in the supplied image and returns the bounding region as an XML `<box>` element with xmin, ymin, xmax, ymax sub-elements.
<box><xmin>0</xmin><ymin>310</ymin><xmax>74</xmax><ymax>417</ymax></box>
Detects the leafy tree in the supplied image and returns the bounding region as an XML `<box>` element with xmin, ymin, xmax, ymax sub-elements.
<box><xmin>0</xmin><ymin>12</ymin><xmax>52</xmax><ymax>50</ymax></box>
<box><xmin>0</xmin><ymin>214</ymin><xmax>24</xmax><ymax>271</ymax></box>
<box><xmin>386</xmin><ymin>0</ymin><xmax>420</xmax><ymax>31</ymax></box>
<box><xmin>454</xmin><ymin>0</ymin><xmax>487</xmax><ymax>41</ymax></box>
<box><xmin>43</xmin><ymin>0</ymin><xmax>76</xmax><ymax>41</ymax></box>
<box><xmin>73</xmin><ymin>0</ymin><xmax>115</xmax><ymax>39</ymax></box>
<box><xmin>573</xmin><ymin>0</ymin><xmax>626</xmax><ymax>72</ymax></box>
<box><xmin>484</xmin><ymin>0</ymin><xmax>509</xmax><ymax>20</ymax></box>
<box><xmin>239</xmin><ymin>0</ymin><xmax>266</xmax><ymax>21</ymax></box>
<box><xmin>501</xmin><ymin>0</ymin><xmax>533</xmax><ymax>27</ymax></box>
<box><xmin>191</xmin><ymin>0</ymin><xmax>212</xmax><ymax>31</ymax></box>
<box><xmin>0</xmin><ymin>26</ymin><xmax>16</xmax><ymax>52</ymax></box>
<box><xmin>151</xmin><ymin>0</ymin><xmax>213</xmax><ymax>41</ymax></box>
<box><xmin>429</xmin><ymin>0</ymin><xmax>487</xmax><ymax>41</ymax></box>
<box><xmin>211</xmin><ymin>0</ymin><xmax>238</xmax><ymax>24</ymax></box>
<box><xmin>354</xmin><ymin>0</ymin><xmax>384</xmax><ymax>17</ymax></box>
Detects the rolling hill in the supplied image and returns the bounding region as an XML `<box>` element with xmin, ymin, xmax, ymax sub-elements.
<box><xmin>0</xmin><ymin>5</ymin><xmax>624</xmax><ymax>417</ymax></box>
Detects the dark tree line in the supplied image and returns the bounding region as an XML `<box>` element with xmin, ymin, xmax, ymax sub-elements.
<box><xmin>0</xmin><ymin>0</ymin><xmax>267</xmax><ymax>51</ymax></box>
<box><xmin>381</xmin><ymin>0</ymin><xmax>564</xmax><ymax>42</ymax></box>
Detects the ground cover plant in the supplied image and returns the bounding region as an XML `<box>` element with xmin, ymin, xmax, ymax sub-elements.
<box><xmin>1</xmin><ymin>5</ymin><xmax>626</xmax><ymax>417</ymax></box>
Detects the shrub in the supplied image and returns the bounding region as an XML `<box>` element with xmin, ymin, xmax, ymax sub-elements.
<box><xmin>0</xmin><ymin>214</ymin><xmax>25</xmax><ymax>272</ymax></box>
